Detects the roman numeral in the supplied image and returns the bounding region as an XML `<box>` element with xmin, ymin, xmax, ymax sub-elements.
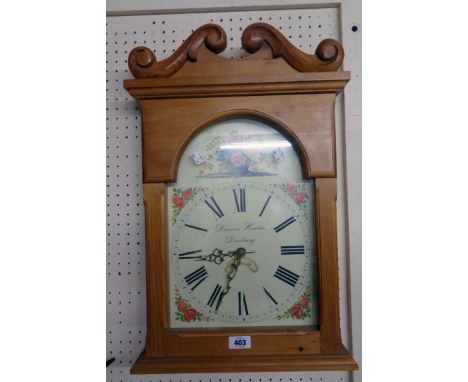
<box><xmin>238</xmin><ymin>292</ymin><xmax>249</xmax><ymax>315</ymax></box>
<box><xmin>184</xmin><ymin>266</ymin><xmax>208</xmax><ymax>290</ymax></box>
<box><xmin>274</xmin><ymin>265</ymin><xmax>300</xmax><ymax>287</ymax></box>
<box><xmin>184</xmin><ymin>223</ymin><xmax>208</xmax><ymax>232</ymax></box>
<box><xmin>177</xmin><ymin>249</ymin><xmax>202</xmax><ymax>259</ymax></box>
<box><xmin>280</xmin><ymin>245</ymin><xmax>305</xmax><ymax>255</ymax></box>
<box><xmin>204</xmin><ymin>196</ymin><xmax>224</xmax><ymax>218</ymax></box>
<box><xmin>259</xmin><ymin>195</ymin><xmax>271</xmax><ymax>217</ymax></box>
<box><xmin>263</xmin><ymin>287</ymin><xmax>278</xmax><ymax>305</ymax></box>
<box><xmin>233</xmin><ymin>188</ymin><xmax>246</xmax><ymax>212</ymax></box>
<box><xmin>207</xmin><ymin>284</ymin><xmax>223</xmax><ymax>308</ymax></box>
<box><xmin>273</xmin><ymin>216</ymin><xmax>296</xmax><ymax>233</ymax></box>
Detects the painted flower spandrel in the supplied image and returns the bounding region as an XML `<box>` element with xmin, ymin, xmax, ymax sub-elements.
<box><xmin>290</xmin><ymin>304</ymin><xmax>304</xmax><ymax>319</ymax></box>
<box><xmin>182</xmin><ymin>189</ymin><xmax>192</xmax><ymax>200</ymax></box>
<box><xmin>294</xmin><ymin>191</ymin><xmax>308</xmax><ymax>204</ymax></box>
<box><xmin>177</xmin><ymin>300</ymin><xmax>187</xmax><ymax>312</ymax></box>
<box><xmin>286</xmin><ymin>184</ymin><xmax>297</xmax><ymax>195</ymax></box>
<box><xmin>183</xmin><ymin>308</ymin><xmax>197</xmax><ymax>322</ymax></box>
<box><xmin>170</xmin><ymin>187</ymin><xmax>199</xmax><ymax>225</ymax></box>
<box><xmin>276</xmin><ymin>284</ymin><xmax>313</xmax><ymax>321</ymax></box>
<box><xmin>172</xmin><ymin>195</ymin><xmax>185</xmax><ymax>209</ymax></box>
<box><xmin>174</xmin><ymin>287</ymin><xmax>212</xmax><ymax>322</ymax></box>
<box><xmin>279</xmin><ymin>183</ymin><xmax>309</xmax><ymax>212</ymax></box>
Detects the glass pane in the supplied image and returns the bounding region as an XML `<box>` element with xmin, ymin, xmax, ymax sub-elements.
<box><xmin>167</xmin><ymin>119</ymin><xmax>317</xmax><ymax>328</ymax></box>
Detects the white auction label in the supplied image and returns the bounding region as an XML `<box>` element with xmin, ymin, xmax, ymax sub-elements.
<box><xmin>228</xmin><ymin>336</ymin><xmax>251</xmax><ymax>350</ymax></box>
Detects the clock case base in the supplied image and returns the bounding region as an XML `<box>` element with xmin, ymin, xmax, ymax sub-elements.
<box><xmin>131</xmin><ymin>349</ymin><xmax>358</xmax><ymax>373</ymax></box>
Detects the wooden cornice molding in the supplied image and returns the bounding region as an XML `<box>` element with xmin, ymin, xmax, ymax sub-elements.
<box><xmin>124</xmin><ymin>73</ymin><xmax>350</xmax><ymax>99</ymax></box>
<box><xmin>241</xmin><ymin>23</ymin><xmax>344</xmax><ymax>72</ymax></box>
<box><xmin>128</xmin><ymin>23</ymin><xmax>227</xmax><ymax>78</ymax></box>
<box><xmin>127</xmin><ymin>23</ymin><xmax>345</xmax><ymax>79</ymax></box>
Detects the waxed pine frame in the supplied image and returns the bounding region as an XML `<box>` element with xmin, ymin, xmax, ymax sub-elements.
<box><xmin>124</xmin><ymin>23</ymin><xmax>357</xmax><ymax>373</ymax></box>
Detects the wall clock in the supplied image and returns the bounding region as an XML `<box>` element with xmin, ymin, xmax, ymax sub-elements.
<box><xmin>124</xmin><ymin>22</ymin><xmax>357</xmax><ymax>373</ymax></box>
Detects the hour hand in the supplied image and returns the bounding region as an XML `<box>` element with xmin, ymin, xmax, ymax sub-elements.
<box><xmin>196</xmin><ymin>248</ymin><xmax>232</xmax><ymax>265</ymax></box>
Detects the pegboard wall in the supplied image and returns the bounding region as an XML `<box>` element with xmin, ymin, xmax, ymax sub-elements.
<box><xmin>106</xmin><ymin>6</ymin><xmax>354</xmax><ymax>382</ymax></box>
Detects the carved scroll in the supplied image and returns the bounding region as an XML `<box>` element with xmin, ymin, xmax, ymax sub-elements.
<box><xmin>128</xmin><ymin>24</ymin><xmax>227</xmax><ymax>78</ymax></box>
<box><xmin>241</xmin><ymin>23</ymin><xmax>344</xmax><ymax>72</ymax></box>
<box><xmin>127</xmin><ymin>22</ymin><xmax>344</xmax><ymax>78</ymax></box>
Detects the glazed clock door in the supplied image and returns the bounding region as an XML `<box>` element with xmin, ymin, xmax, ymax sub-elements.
<box><xmin>168</xmin><ymin>118</ymin><xmax>318</xmax><ymax>329</ymax></box>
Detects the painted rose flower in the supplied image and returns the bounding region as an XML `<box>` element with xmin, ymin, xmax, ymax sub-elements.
<box><xmin>275</xmin><ymin>284</ymin><xmax>312</xmax><ymax>321</ymax></box>
<box><xmin>182</xmin><ymin>189</ymin><xmax>192</xmax><ymax>200</ymax></box>
<box><xmin>230</xmin><ymin>151</ymin><xmax>246</xmax><ymax>167</ymax></box>
<box><xmin>174</xmin><ymin>287</ymin><xmax>212</xmax><ymax>322</ymax></box>
<box><xmin>172</xmin><ymin>195</ymin><xmax>185</xmax><ymax>209</ymax></box>
<box><xmin>294</xmin><ymin>191</ymin><xmax>308</xmax><ymax>204</ymax></box>
<box><xmin>177</xmin><ymin>300</ymin><xmax>187</xmax><ymax>312</ymax></box>
<box><xmin>290</xmin><ymin>305</ymin><xmax>304</xmax><ymax>319</ymax></box>
<box><xmin>298</xmin><ymin>297</ymin><xmax>309</xmax><ymax>308</ymax></box>
<box><xmin>183</xmin><ymin>308</ymin><xmax>197</xmax><ymax>322</ymax></box>
<box><xmin>286</xmin><ymin>184</ymin><xmax>297</xmax><ymax>195</ymax></box>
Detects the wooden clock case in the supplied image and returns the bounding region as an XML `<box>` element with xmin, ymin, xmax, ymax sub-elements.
<box><xmin>123</xmin><ymin>23</ymin><xmax>357</xmax><ymax>373</ymax></box>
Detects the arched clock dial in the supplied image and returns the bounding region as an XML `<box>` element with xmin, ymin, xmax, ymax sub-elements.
<box><xmin>168</xmin><ymin>118</ymin><xmax>318</xmax><ymax>329</ymax></box>
<box><xmin>171</xmin><ymin>183</ymin><xmax>313</xmax><ymax>324</ymax></box>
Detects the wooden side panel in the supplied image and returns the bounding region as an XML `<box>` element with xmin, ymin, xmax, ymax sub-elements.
<box><xmin>315</xmin><ymin>178</ymin><xmax>343</xmax><ymax>353</ymax></box>
<box><xmin>139</xmin><ymin>93</ymin><xmax>336</xmax><ymax>182</ymax></box>
<box><xmin>143</xmin><ymin>183</ymin><xmax>169</xmax><ymax>357</ymax></box>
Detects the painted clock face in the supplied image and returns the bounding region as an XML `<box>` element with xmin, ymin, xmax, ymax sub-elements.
<box><xmin>168</xmin><ymin>119</ymin><xmax>317</xmax><ymax>328</ymax></box>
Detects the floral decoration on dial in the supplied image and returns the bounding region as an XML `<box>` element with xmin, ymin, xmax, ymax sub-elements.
<box><xmin>279</xmin><ymin>183</ymin><xmax>309</xmax><ymax>211</ymax></box>
<box><xmin>170</xmin><ymin>187</ymin><xmax>199</xmax><ymax>225</ymax></box>
<box><xmin>276</xmin><ymin>284</ymin><xmax>313</xmax><ymax>320</ymax></box>
<box><xmin>174</xmin><ymin>287</ymin><xmax>212</xmax><ymax>322</ymax></box>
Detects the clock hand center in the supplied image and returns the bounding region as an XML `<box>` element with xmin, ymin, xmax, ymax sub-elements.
<box><xmin>196</xmin><ymin>247</ymin><xmax>255</xmax><ymax>265</ymax></box>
